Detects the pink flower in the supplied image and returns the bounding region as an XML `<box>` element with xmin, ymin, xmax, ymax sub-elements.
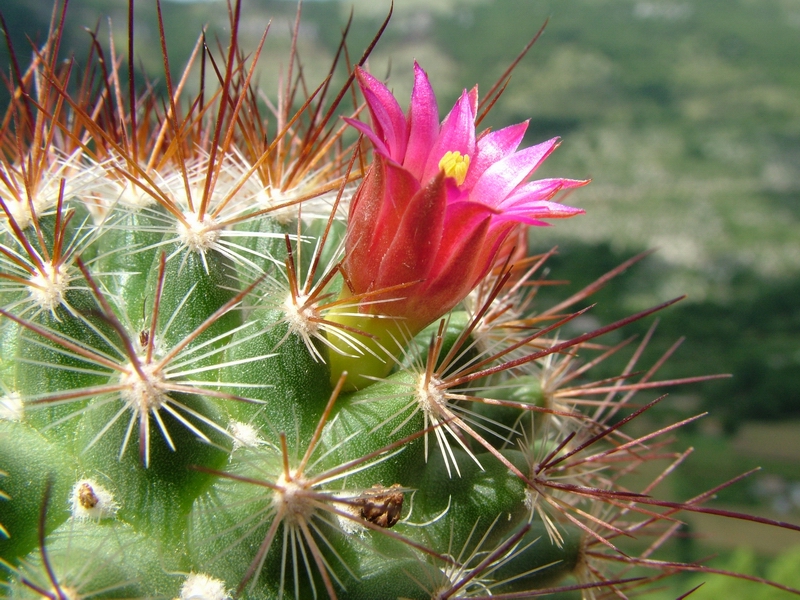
<box><xmin>342</xmin><ymin>62</ymin><xmax>586</xmax><ymax>334</ymax></box>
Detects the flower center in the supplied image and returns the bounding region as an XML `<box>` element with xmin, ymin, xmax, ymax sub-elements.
<box><xmin>438</xmin><ymin>151</ymin><xmax>470</xmax><ymax>186</ymax></box>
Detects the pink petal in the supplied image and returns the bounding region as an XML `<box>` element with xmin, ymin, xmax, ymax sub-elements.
<box><xmin>429</xmin><ymin>198</ymin><xmax>496</xmax><ymax>282</ymax></box>
<box><xmin>356</xmin><ymin>67</ymin><xmax>408</xmax><ymax>162</ymax></box>
<box><xmin>470</xmin><ymin>137</ymin><xmax>560</xmax><ymax>207</ymax></box>
<box><xmin>495</xmin><ymin>178</ymin><xmax>577</xmax><ymax>207</ymax></box>
<box><xmin>417</xmin><ymin>206</ymin><xmax>492</xmax><ymax>324</ymax></box>
<box><xmin>342</xmin><ymin>116</ymin><xmax>391</xmax><ymax>160</ymax></box>
<box><xmin>423</xmin><ymin>90</ymin><xmax>476</xmax><ymax>182</ymax></box>
<box><xmin>377</xmin><ymin>172</ymin><xmax>447</xmax><ymax>289</ymax></box>
<box><xmin>371</xmin><ymin>159</ymin><xmax>423</xmax><ymax>249</ymax></box>
<box><xmin>463</xmin><ymin>121</ymin><xmax>529</xmax><ymax>190</ymax></box>
<box><xmin>345</xmin><ymin>162</ymin><xmax>388</xmax><ymax>293</ymax></box>
<box><xmin>403</xmin><ymin>62</ymin><xmax>439</xmax><ymax>181</ymax></box>
<box><xmin>467</xmin><ymin>85</ymin><xmax>479</xmax><ymax>117</ymax></box>
<box><xmin>492</xmin><ymin>199</ymin><xmax>585</xmax><ymax>227</ymax></box>
<box><xmin>346</xmin><ymin>157</ymin><xmax>421</xmax><ymax>293</ymax></box>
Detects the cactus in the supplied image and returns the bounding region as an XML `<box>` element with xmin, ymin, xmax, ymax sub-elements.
<box><xmin>1</xmin><ymin>2</ymin><xmax>798</xmax><ymax>599</ymax></box>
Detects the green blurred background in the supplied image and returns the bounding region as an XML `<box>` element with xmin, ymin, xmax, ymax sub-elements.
<box><xmin>2</xmin><ymin>0</ymin><xmax>799</xmax><ymax>596</ymax></box>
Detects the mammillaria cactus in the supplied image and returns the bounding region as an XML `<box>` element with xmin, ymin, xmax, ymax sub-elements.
<box><xmin>1</xmin><ymin>2</ymin><xmax>798</xmax><ymax>599</ymax></box>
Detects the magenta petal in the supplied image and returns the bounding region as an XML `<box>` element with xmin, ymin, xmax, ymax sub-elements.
<box><xmin>470</xmin><ymin>137</ymin><xmax>560</xmax><ymax>207</ymax></box>
<box><xmin>342</xmin><ymin>117</ymin><xmax>391</xmax><ymax>160</ymax></box>
<box><xmin>492</xmin><ymin>199</ymin><xmax>585</xmax><ymax>227</ymax></box>
<box><xmin>496</xmin><ymin>178</ymin><xmax>588</xmax><ymax>209</ymax></box>
<box><xmin>377</xmin><ymin>173</ymin><xmax>447</xmax><ymax>289</ymax></box>
<box><xmin>420</xmin><ymin>208</ymin><xmax>492</xmax><ymax>318</ymax></box>
<box><xmin>403</xmin><ymin>62</ymin><xmax>439</xmax><ymax>181</ymax></box>
<box><xmin>423</xmin><ymin>90</ymin><xmax>476</xmax><ymax>181</ymax></box>
<box><xmin>356</xmin><ymin>68</ymin><xmax>408</xmax><ymax>162</ymax></box>
<box><xmin>463</xmin><ymin>121</ymin><xmax>529</xmax><ymax>189</ymax></box>
<box><xmin>496</xmin><ymin>179</ymin><xmax>568</xmax><ymax>208</ymax></box>
<box><xmin>345</xmin><ymin>162</ymin><xmax>387</xmax><ymax>294</ymax></box>
<box><xmin>361</xmin><ymin>87</ymin><xmax>407</xmax><ymax>163</ymax></box>
<box><xmin>348</xmin><ymin>157</ymin><xmax>421</xmax><ymax>293</ymax></box>
<box><xmin>373</xmin><ymin>158</ymin><xmax>423</xmax><ymax>240</ymax></box>
<box><xmin>428</xmin><ymin>199</ymin><xmax>496</xmax><ymax>281</ymax></box>
<box><xmin>467</xmin><ymin>85</ymin><xmax>479</xmax><ymax>117</ymax></box>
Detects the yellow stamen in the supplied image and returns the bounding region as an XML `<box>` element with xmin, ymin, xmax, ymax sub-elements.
<box><xmin>438</xmin><ymin>151</ymin><xmax>470</xmax><ymax>186</ymax></box>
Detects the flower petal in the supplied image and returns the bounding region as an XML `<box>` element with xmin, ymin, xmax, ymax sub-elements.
<box><xmin>371</xmin><ymin>158</ymin><xmax>423</xmax><ymax>251</ymax></box>
<box><xmin>345</xmin><ymin>156</ymin><xmax>421</xmax><ymax>293</ymax></box>
<box><xmin>429</xmin><ymin>196</ymin><xmax>497</xmax><ymax>282</ymax></box>
<box><xmin>492</xmin><ymin>199</ymin><xmax>585</xmax><ymax>227</ymax></box>
<box><xmin>345</xmin><ymin>160</ymin><xmax>388</xmax><ymax>294</ymax></box>
<box><xmin>356</xmin><ymin>67</ymin><xmax>408</xmax><ymax>162</ymax></box>
<box><xmin>470</xmin><ymin>137</ymin><xmax>560</xmax><ymax>207</ymax></box>
<box><xmin>377</xmin><ymin>172</ymin><xmax>447</xmax><ymax>290</ymax></box>
<box><xmin>419</xmin><ymin>204</ymin><xmax>494</xmax><ymax>321</ymax></box>
<box><xmin>496</xmin><ymin>178</ymin><xmax>588</xmax><ymax>210</ymax></box>
<box><xmin>423</xmin><ymin>90</ymin><xmax>476</xmax><ymax>182</ymax></box>
<box><xmin>467</xmin><ymin>84</ymin><xmax>479</xmax><ymax>117</ymax></box>
<box><xmin>463</xmin><ymin>121</ymin><xmax>529</xmax><ymax>189</ymax></box>
<box><xmin>403</xmin><ymin>62</ymin><xmax>439</xmax><ymax>181</ymax></box>
<box><xmin>342</xmin><ymin>117</ymin><xmax>391</xmax><ymax>160</ymax></box>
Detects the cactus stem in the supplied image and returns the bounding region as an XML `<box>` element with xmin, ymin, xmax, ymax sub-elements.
<box><xmin>270</xmin><ymin>148</ymin><xmax>373</xmax><ymax>365</ymax></box>
<box><xmin>275</xmin><ymin>229</ymin><xmax>342</xmax><ymax>363</ymax></box>
<box><xmin>4</xmin><ymin>2</ymin><xmax>800</xmax><ymax>597</ymax></box>
<box><xmin>5</xmin><ymin>254</ymin><xmax>275</xmax><ymax>464</ymax></box>
<box><xmin>0</xmin><ymin>391</ymin><xmax>24</xmax><ymax>421</ymax></box>
<box><xmin>193</xmin><ymin>385</ymin><xmax>454</xmax><ymax>598</ymax></box>
<box><xmin>375</xmin><ymin>304</ymin><xmax>582</xmax><ymax>480</ymax></box>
